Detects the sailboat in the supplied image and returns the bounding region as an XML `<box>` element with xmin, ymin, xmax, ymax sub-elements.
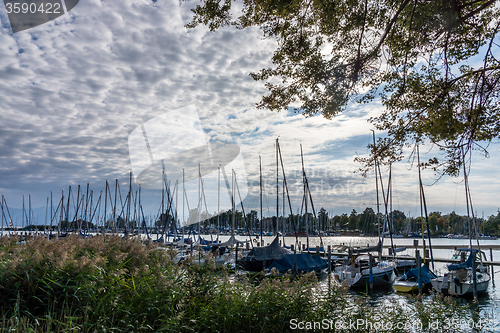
<box><xmin>431</xmin><ymin>248</ymin><xmax>490</xmax><ymax>296</ymax></box>
<box><xmin>394</xmin><ymin>146</ymin><xmax>434</xmax><ymax>293</ymax></box>
<box><xmin>394</xmin><ymin>264</ymin><xmax>437</xmax><ymax>293</ymax></box>
<box><xmin>334</xmin><ymin>237</ymin><xmax>396</xmax><ymax>289</ymax></box>
<box><xmin>430</xmin><ymin>147</ymin><xmax>491</xmax><ymax>297</ymax></box>
<box><xmin>239</xmin><ymin>145</ymin><xmax>292</xmax><ymax>273</ymax></box>
<box><xmin>336</xmin><ymin>133</ymin><xmax>400</xmax><ymax>290</ymax></box>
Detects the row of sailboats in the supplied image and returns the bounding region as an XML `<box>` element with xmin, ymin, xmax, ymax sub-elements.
<box><xmin>333</xmin><ymin>137</ymin><xmax>491</xmax><ymax>298</ymax></box>
<box><xmin>1</xmin><ymin>134</ymin><xmax>492</xmax><ymax>297</ymax></box>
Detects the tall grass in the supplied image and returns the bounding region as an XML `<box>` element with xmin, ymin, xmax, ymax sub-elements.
<box><xmin>0</xmin><ymin>235</ymin><xmax>491</xmax><ymax>332</ymax></box>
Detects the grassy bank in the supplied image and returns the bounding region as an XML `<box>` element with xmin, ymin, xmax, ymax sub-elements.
<box><xmin>0</xmin><ymin>235</ymin><xmax>490</xmax><ymax>332</ymax></box>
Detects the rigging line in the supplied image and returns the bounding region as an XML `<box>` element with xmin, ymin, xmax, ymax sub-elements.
<box><xmin>68</xmin><ymin>186</ymin><xmax>77</xmax><ymax>219</ymax></box>
<box><xmin>161</xmin><ymin>177</ymin><xmax>177</xmax><ymax>241</ymax></box>
<box><xmin>386</xmin><ymin>164</ymin><xmax>395</xmax><ymax>256</ymax></box>
<box><xmin>117</xmin><ymin>182</ymin><xmax>126</xmax><ymax>220</ymax></box>
<box><xmin>199</xmin><ymin>174</ymin><xmax>214</xmax><ymax>243</ymax></box>
<box><xmin>234</xmin><ymin>171</ymin><xmax>254</xmax><ymax>249</ymax></box>
<box><xmin>2</xmin><ymin>196</ymin><xmax>14</xmax><ymax>228</ymax></box>
<box><xmin>300</xmin><ymin>144</ymin><xmax>323</xmax><ymax>247</ymax></box>
<box><xmin>163</xmin><ymin>175</ymin><xmax>178</xmax><ymax>219</ymax></box>
<box><xmin>90</xmin><ymin>192</ymin><xmax>102</xmax><ymax>224</ymax></box>
<box><xmin>420</xmin><ymin>177</ymin><xmax>435</xmax><ymax>271</ymax></box>
<box><xmin>183</xmin><ymin>187</ymin><xmax>192</xmax><ymax>225</ymax></box>
<box><xmin>220</xmin><ymin>166</ymin><xmax>234</xmax><ymax>214</ymax></box>
<box><xmin>71</xmin><ymin>189</ymin><xmax>84</xmax><ymax>222</ymax></box>
<box><xmin>377</xmin><ymin>160</ymin><xmax>393</xmax><ymax>248</ymax></box>
<box><xmin>140</xmin><ymin>204</ymin><xmax>150</xmax><ymax>240</ymax></box>
<box><xmin>463</xmin><ymin>147</ymin><xmax>482</xmax><ymax>254</ymax></box>
<box><xmin>49</xmin><ymin>198</ymin><xmax>63</xmax><ymax>224</ymax></box>
<box><xmin>277</xmin><ymin>139</ymin><xmax>298</xmax><ymax>245</ymax></box>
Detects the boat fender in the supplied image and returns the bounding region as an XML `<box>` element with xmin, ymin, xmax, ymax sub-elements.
<box><xmin>454</xmin><ymin>277</ymin><xmax>461</xmax><ymax>285</ymax></box>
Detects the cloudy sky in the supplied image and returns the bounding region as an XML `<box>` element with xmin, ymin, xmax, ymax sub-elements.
<box><xmin>0</xmin><ymin>0</ymin><xmax>499</xmax><ymax>227</ymax></box>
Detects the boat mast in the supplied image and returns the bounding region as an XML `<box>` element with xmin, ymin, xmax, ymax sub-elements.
<box><xmin>372</xmin><ymin>131</ymin><xmax>382</xmax><ymax>259</ymax></box>
<box><xmin>59</xmin><ymin>190</ymin><xmax>64</xmax><ymax>236</ymax></box>
<box><xmin>417</xmin><ymin>145</ymin><xmax>426</xmax><ymax>264</ymax></box>
<box><xmin>113</xmin><ymin>180</ymin><xmax>118</xmax><ymax>233</ymax></box>
<box><xmin>260</xmin><ymin>155</ymin><xmax>263</xmax><ymax>246</ymax></box>
<box><xmin>182</xmin><ymin>168</ymin><xmax>185</xmax><ymax>243</ymax></box>
<box><xmin>22</xmin><ymin>195</ymin><xmax>25</xmax><ymax>230</ymax></box>
<box><xmin>162</xmin><ymin>170</ymin><xmax>165</xmax><ymax>241</ymax></box>
<box><xmin>276</xmin><ymin>137</ymin><xmax>279</xmax><ymax>236</ymax></box>
<box><xmin>277</xmin><ymin>140</ymin><xmax>298</xmax><ymax>246</ymax></box>
<box><xmin>198</xmin><ymin>163</ymin><xmax>201</xmax><ymax>237</ymax></box>
<box><xmin>419</xmin><ymin>174</ymin><xmax>435</xmax><ymax>270</ymax></box>
<box><xmin>300</xmin><ymin>143</ymin><xmax>310</xmax><ymax>251</ymax></box>
<box><xmin>218</xmin><ymin>165</ymin><xmax>221</xmax><ymax>237</ymax></box>
<box><xmin>231</xmin><ymin>169</ymin><xmax>235</xmax><ymax>239</ymax></box>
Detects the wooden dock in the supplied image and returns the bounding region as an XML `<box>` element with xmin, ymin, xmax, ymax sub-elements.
<box><xmin>382</xmin><ymin>244</ymin><xmax>500</xmax><ymax>250</ymax></box>
<box><xmin>380</xmin><ymin>254</ymin><xmax>500</xmax><ymax>266</ymax></box>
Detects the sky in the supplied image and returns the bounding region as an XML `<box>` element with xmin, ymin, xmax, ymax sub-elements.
<box><xmin>0</xmin><ymin>0</ymin><xmax>499</xmax><ymax>227</ymax></box>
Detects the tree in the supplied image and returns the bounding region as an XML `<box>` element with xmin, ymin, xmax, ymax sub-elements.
<box><xmin>338</xmin><ymin>213</ymin><xmax>349</xmax><ymax>230</ymax></box>
<box><xmin>390</xmin><ymin>210</ymin><xmax>406</xmax><ymax>232</ymax></box>
<box><xmin>318</xmin><ymin>207</ymin><xmax>328</xmax><ymax>231</ymax></box>
<box><xmin>187</xmin><ymin>0</ymin><xmax>499</xmax><ymax>175</ymax></box>
<box><xmin>359</xmin><ymin>207</ymin><xmax>377</xmax><ymax>234</ymax></box>
<box><xmin>348</xmin><ymin>209</ymin><xmax>358</xmax><ymax>230</ymax></box>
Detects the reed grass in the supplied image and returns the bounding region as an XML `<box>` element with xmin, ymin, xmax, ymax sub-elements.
<box><xmin>0</xmin><ymin>235</ymin><xmax>490</xmax><ymax>332</ymax></box>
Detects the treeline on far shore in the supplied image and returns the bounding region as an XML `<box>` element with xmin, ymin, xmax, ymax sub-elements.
<box><xmin>5</xmin><ymin>207</ymin><xmax>500</xmax><ymax>238</ymax></box>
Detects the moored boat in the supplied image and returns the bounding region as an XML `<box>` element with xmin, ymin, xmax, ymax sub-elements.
<box><xmin>431</xmin><ymin>248</ymin><xmax>490</xmax><ymax>297</ymax></box>
<box><xmin>393</xmin><ymin>264</ymin><xmax>436</xmax><ymax>293</ymax></box>
<box><xmin>267</xmin><ymin>252</ymin><xmax>328</xmax><ymax>276</ymax></box>
<box><xmin>335</xmin><ymin>254</ymin><xmax>396</xmax><ymax>289</ymax></box>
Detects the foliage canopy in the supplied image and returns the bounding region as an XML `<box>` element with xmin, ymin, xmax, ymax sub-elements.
<box><xmin>186</xmin><ymin>0</ymin><xmax>500</xmax><ymax>175</ymax></box>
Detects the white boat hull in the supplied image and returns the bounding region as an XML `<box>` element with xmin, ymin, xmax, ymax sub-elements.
<box><xmin>431</xmin><ymin>269</ymin><xmax>490</xmax><ymax>296</ymax></box>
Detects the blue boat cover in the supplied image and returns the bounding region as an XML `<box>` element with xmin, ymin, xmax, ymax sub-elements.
<box><xmin>448</xmin><ymin>249</ymin><xmax>478</xmax><ymax>270</ymax></box>
<box><xmin>402</xmin><ymin>264</ymin><xmax>437</xmax><ymax>283</ymax></box>
<box><xmin>267</xmin><ymin>253</ymin><xmax>328</xmax><ymax>273</ymax></box>
<box><xmin>246</xmin><ymin>236</ymin><xmax>290</xmax><ymax>261</ymax></box>
<box><xmin>198</xmin><ymin>236</ymin><xmax>219</xmax><ymax>245</ymax></box>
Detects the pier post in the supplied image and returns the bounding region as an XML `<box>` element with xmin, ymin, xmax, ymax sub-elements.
<box><xmin>417</xmin><ymin>250</ymin><xmax>422</xmax><ymax>294</ymax></box>
<box><xmin>472</xmin><ymin>252</ymin><xmax>477</xmax><ymax>299</ymax></box>
<box><xmin>490</xmin><ymin>248</ymin><xmax>495</xmax><ymax>287</ymax></box>
<box><xmin>263</xmin><ymin>245</ymin><xmax>266</xmax><ymax>272</ymax></box>
<box><xmin>369</xmin><ymin>253</ymin><xmax>373</xmax><ymax>291</ymax></box>
<box><xmin>293</xmin><ymin>247</ymin><xmax>297</xmax><ymax>275</ymax></box>
<box><xmin>327</xmin><ymin>246</ymin><xmax>332</xmax><ymax>292</ymax></box>
<box><xmin>235</xmin><ymin>243</ymin><xmax>239</xmax><ymax>272</ymax></box>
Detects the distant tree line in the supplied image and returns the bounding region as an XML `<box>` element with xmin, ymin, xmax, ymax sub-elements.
<box><xmin>10</xmin><ymin>207</ymin><xmax>500</xmax><ymax>237</ymax></box>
